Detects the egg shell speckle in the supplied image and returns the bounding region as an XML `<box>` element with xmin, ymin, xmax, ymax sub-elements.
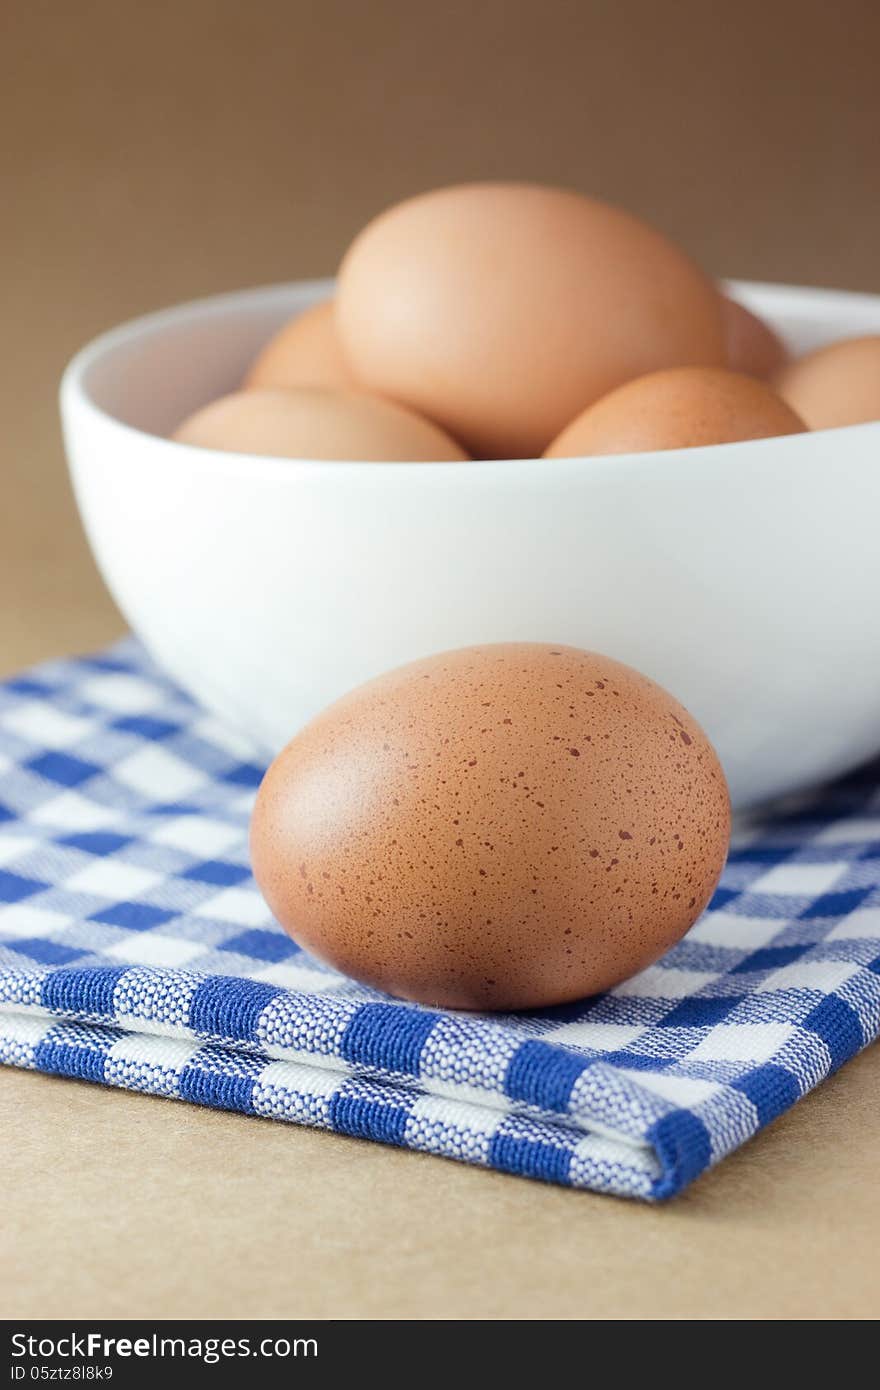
<box><xmin>250</xmin><ymin>644</ymin><xmax>731</xmax><ymax>1011</ymax></box>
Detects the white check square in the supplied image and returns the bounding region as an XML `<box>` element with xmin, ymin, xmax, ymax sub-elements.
<box><xmin>689</xmin><ymin>1022</ymin><xmax>794</xmax><ymax>1062</ymax></box>
<box><xmin>750</xmin><ymin>862</ymin><xmax>846</xmax><ymax>897</ymax></box>
<box><xmin>408</xmin><ymin>1091</ymin><xmax>506</xmax><ymax>1140</ymax></box>
<box><xmin>189</xmin><ymin>715</ymin><xmax>259</xmax><ymax>760</ymax></box>
<box><xmin>0</xmin><ymin>1013</ymin><xmax>55</xmax><ymax>1048</ymax></box>
<box><xmin>0</xmin><ymin>835</ymin><xmax>38</xmax><ymax>867</ymax></box>
<box><xmin>79</xmin><ymin>674</ymin><xmax>164</xmax><ymax>713</ymax></box>
<box><xmin>104</xmin><ymin>1033</ymin><xmax>203</xmax><ymax>1092</ymax></box>
<box><xmin>757</xmin><ymin>959</ymin><xmax>860</xmax><ymax>995</ymax></box>
<box><xmin>66</xmin><ymin>860</ymin><xmax>163</xmax><ymax>900</ymax></box>
<box><xmin>689</xmin><ymin>911</ymin><xmax>784</xmax><ymax>948</ymax></box>
<box><xmin>114</xmin><ymin>746</ymin><xmax>206</xmax><ymax>801</ymax></box>
<box><xmin>251</xmin><ymin>962</ymin><xmax>342</xmax><ymax>991</ymax></box>
<box><xmin>621</xmin><ymin>1070</ymin><xmax>720</xmax><ymax>1106</ymax></box>
<box><xmin>106</xmin><ymin>933</ymin><xmax>206</xmax><ymax>967</ymax></box>
<box><xmin>573</xmin><ymin>1132</ymin><xmax>657</xmax><ymax>1173</ymax></box>
<box><xmin>194</xmin><ymin>887</ymin><xmax>272</xmax><ymax>925</ymax></box>
<box><xmin>31</xmin><ymin>792</ymin><xmax>116</xmax><ymax>831</ymax></box>
<box><xmin>149</xmin><ymin>816</ymin><xmax>243</xmax><ymax>857</ymax></box>
<box><xmin>544</xmin><ymin>1020</ymin><xmax>647</xmax><ymax>1051</ymax></box>
<box><xmin>616</xmin><ymin>966</ymin><xmax>716</xmax><ymax>999</ymax></box>
<box><xmin>0</xmin><ymin>904</ymin><xmax>73</xmax><ymax>940</ymax></box>
<box><xmin>3</xmin><ymin>705</ymin><xmax>92</xmax><ymax>749</ymax></box>
<box><xmin>827</xmin><ymin>907</ymin><xmax>880</xmax><ymax>941</ymax></box>
<box><xmin>106</xmin><ymin>1032</ymin><xmax>201</xmax><ymax>1069</ymax></box>
<box><xmin>251</xmin><ymin>1063</ymin><xmax>339</xmax><ymax>1126</ymax></box>
<box><xmin>255</xmin><ymin>1059</ymin><xmax>342</xmax><ymax>1103</ymax></box>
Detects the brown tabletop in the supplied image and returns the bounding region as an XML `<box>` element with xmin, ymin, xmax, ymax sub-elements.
<box><xmin>3</xmin><ymin>0</ymin><xmax>879</xmax><ymax>1320</ymax></box>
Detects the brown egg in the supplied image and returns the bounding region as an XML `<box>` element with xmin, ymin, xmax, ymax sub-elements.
<box><xmin>244</xmin><ymin>301</ymin><xmax>360</xmax><ymax>393</ymax></box>
<box><xmin>337</xmin><ymin>183</ymin><xmax>725</xmax><ymax>459</ymax></box>
<box><xmin>172</xmin><ymin>387</ymin><xmax>468</xmax><ymax>461</ymax></box>
<box><xmin>250</xmin><ymin>644</ymin><xmax>730</xmax><ymax>1011</ymax></box>
<box><xmin>720</xmin><ymin>295</ymin><xmax>789</xmax><ymax>380</ymax></box>
<box><xmin>544</xmin><ymin>367</ymin><xmax>806</xmax><ymax>457</ymax></box>
<box><xmin>773</xmin><ymin>335</ymin><xmax>880</xmax><ymax>430</ymax></box>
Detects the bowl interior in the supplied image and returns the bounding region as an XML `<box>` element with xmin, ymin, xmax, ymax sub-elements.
<box><xmin>70</xmin><ymin>278</ymin><xmax>880</xmax><ymax>448</ymax></box>
<box><xmin>73</xmin><ymin>279</ymin><xmax>332</xmax><ymax>441</ymax></box>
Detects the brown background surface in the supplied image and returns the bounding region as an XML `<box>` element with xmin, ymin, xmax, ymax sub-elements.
<box><xmin>2</xmin><ymin>0</ymin><xmax>879</xmax><ymax>1319</ymax></box>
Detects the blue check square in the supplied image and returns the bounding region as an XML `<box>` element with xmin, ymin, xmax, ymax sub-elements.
<box><xmin>89</xmin><ymin>902</ymin><xmax>176</xmax><ymax>932</ymax></box>
<box><xmin>27</xmin><ymin>751</ymin><xmax>102</xmax><ymax>787</ymax></box>
<box><xmin>182</xmin><ymin>860</ymin><xmax>251</xmax><ymax>887</ymax></box>
<box><xmin>59</xmin><ymin>832</ymin><xmax>134</xmax><ymax>857</ymax></box>
<box><xmin>0</xmin><ymin>869</ymin><xmax>48</xmax><ymax>903</ymax></box>
<box><xmin>219</xmin><ymin>929</ymin><xmax>299</xmax><ymax>962</ymax></box>
<box><xmin>4</xmin><ymin>937</ymin><xmax>84</xmax><ymax>965</ymax></box>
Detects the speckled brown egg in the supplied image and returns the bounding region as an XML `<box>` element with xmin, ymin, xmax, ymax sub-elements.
<box><xmin>544</xmin><ymin>367</ymin><xmax>806</xmax><ymax>457</ymax></box>
<box><xmin>250</xmin><ymin>644</ymin><xmax>730</xmax><ymax>1011</ymax></box>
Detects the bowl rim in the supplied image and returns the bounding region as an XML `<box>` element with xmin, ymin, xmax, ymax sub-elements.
<box><xmin>59</xmin><ymin>276</ymin><xmax>880</xmax><ymax>482</ymax></box>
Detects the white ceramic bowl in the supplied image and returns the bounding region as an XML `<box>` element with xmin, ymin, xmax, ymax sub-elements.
<box><xmin>61</xmin><ymin>278</ymin><xmax>880</xmax><ymax>809</ymax></box>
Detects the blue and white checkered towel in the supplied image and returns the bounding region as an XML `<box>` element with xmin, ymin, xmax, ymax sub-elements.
<box><xmin>0</xmin><ymin>641</ymin><xmax>878</xmax><ymax>1200</ymax></box>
